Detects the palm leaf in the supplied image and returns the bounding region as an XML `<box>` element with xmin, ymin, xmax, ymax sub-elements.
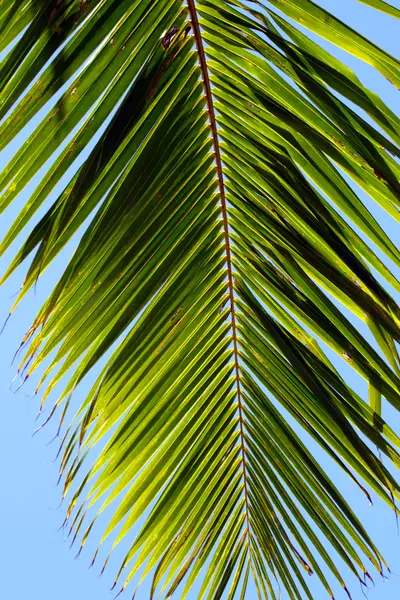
<box><xmin>1</xmin><ymin>0</ymin><xmax>400</xmax><ymax>598</ymax></box>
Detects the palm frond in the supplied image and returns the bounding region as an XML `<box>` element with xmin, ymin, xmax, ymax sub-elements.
<box><xmin>1</xmin><ymin>0</ymin><xmax>400</xmax><ymax>598</ymax></box>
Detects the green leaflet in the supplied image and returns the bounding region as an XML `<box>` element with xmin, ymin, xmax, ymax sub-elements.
<box><xmin>357</xmin><ymin>0</ymin><xmax>400</xmax><ymax>18</ymax></box>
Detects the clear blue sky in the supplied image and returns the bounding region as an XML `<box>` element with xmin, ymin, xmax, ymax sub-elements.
<box><xmin>0</xmin><ymin>1</ymin><xmax>399</xmax><ymax>599</ymax></box>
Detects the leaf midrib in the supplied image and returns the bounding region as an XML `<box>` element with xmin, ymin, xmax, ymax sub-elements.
<box><xmin>186</xmin><ymin>0</ymin><xmax>251</xmax><ymax>535</ymax></box>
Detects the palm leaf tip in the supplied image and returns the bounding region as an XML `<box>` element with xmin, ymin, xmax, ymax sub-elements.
<box><xmin>1</xmin><ymin>0</ymin><xmax>400</xmax><ymax>598</ymax></box>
